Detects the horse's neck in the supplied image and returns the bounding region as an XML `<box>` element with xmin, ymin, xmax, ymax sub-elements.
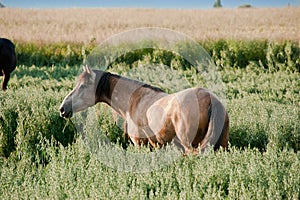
<box><xmin>96</xmin><ymin>72</ymin><xmax>165</xmax><ymax>118</ymax></box>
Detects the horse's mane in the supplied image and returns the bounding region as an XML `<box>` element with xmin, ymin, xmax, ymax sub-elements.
<box><xmin>95</xmin><ymin>70</ymin><xmax>164</xmax><ymax>94</ymax></box>
<box><xmin>95</xmin><ymin>70</ymin><xmax>111</xmax><ymax>99</ymax></box>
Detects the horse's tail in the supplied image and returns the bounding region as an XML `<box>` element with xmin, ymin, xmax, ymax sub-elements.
<box><xmin>200</xmin><ymin>93</ymin><xmax>229</xmax><ymax>152</ymax></box>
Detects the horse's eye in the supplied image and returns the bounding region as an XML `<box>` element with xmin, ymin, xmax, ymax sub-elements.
<box><xmin>79</xmin><ymin>84</ymin><xmax>86</xmax><ymax>91</ymax></box>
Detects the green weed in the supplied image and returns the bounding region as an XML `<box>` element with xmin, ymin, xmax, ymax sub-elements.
<box><xmin>0</xmin><ymin>40</ymin><xmax>299</xmax><ymax>199</ymax></box>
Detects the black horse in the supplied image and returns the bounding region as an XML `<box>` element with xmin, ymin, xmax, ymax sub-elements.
<box><xmin>0</xmin><ymin>38</ymin><xmax>17</xmax><ymax>90</ymax></box>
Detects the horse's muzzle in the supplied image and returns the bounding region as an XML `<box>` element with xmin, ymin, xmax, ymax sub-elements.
<box><xmin>59</xmin><ymin>105</ymin><xmax>73</xmax><ymax>118</ymax></box>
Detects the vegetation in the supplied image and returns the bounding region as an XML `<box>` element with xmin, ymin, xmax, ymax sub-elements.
<box><xmin>0</xmin><ymin>40</ymin><xmax>299</xmax><ymax>199</ymax></box>
<box><xmin>14</xmin><ymin>40</ymin><xmax>300</xmax><ymax>72</ymax></box>
<box><xmin>213</xmin><ymin>0</ymin><xmax>222</xmax><ymax>8</ymax></box>
<box><xmin>0</xmin><ymin>7</ymin><xmax>299</xmax><ymax>199</ymax></box>
<box><xmin>238</xmin><ymin>4</ymin><xmax>252</xmax><ymax>8</ymax></box>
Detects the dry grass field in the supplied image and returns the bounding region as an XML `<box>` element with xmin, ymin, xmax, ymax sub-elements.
<box><xmin>0</xmin><ymin>7</ymin><xmax>299</xmax><ymax>43</ymax></box>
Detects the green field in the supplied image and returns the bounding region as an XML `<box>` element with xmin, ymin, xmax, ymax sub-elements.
<box><xmin>0</xmin><ymin>40</ymin><xmax>299</xmax><ymax>199</ymax></box>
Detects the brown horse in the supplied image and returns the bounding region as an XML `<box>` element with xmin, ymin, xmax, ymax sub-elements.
<box><xmin>0</xmin><ymin>38</ymin><xmax>17</xmax><ymax>90</ymax></box>
<box><xmin>59</xmin><ymin>66</ymin><xmax>229</xmax><ymax>154</ymax></box>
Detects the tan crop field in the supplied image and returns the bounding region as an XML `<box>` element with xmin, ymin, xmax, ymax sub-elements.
<box><xmin>0</xmin><ymin>7</ymin><xmax>299</xmax><ymax>43</ymax></box>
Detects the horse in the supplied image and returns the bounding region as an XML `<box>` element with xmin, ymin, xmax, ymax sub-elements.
<box><xmin>0</xmin><ymin>38</ymin><xmax>17</xmax><ymax>90</ymax></box>
<box><xmin>59</xmin><ymin>66</ymin><xmax>229</xmax><ymax>154</ymax></box>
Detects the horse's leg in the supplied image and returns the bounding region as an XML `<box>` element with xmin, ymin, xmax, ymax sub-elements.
<box><xmin>112</xmin><ymin>110</ymin><xmax>127</xmax><ymax>136</ymax></box>
<box><xmin>2</xmin><ymin>72</ymin><xmax>10</xmax><ymax>90</ymax></box>
<box><xmin>172</xmin><ymin>136</ymin><xmax>186</xmax><ymax>152</ymax></box>
<box><xmin>122</xmin><ymin>120</ymin><xmax>127</xmax><ymax>137</ymax></box>
<box><xmin>173</xmin><ymin>120</ymin><xmax>194</xmax><ymax>154</ymax></box>
<box><xmin>173</xmin><ymin>121</ymin><xmax>203</xmax><ymax>155</ymax></box>
<box><xmin>130</xmin><ymin>136</ymin><xmax>149</xmax><ymax>147</ymax></box>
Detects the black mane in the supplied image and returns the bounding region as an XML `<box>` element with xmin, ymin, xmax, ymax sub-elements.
<box><xmin>111</xmin><ymin>72</ymin><xmax>164</xmax><ymax>92</ymax></box>
<box><xmin>95</xmin><ymin>70</ymin><xmax>111</xmax><ymax>101</ymax></box>
<box><xmin>94</xmin><ymin>70</ymin><xmax>165</xmax><ymax>104</ymax></box>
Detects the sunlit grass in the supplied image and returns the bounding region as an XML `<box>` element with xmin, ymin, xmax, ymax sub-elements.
<box><xmin>0</xmin><ymin>59</ymin><xmax>299</xmax><ymax>199</ymax></box>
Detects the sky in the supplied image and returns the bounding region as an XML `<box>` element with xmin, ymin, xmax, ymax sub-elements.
<box><xmin>2</xmin><ymin>0</ymin><xmax>300</xmax><ymax>9</ymax></box>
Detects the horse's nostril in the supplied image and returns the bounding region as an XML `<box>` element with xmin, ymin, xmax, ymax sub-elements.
<box><xmin>59</xmin><ymin>106</ymin><xmax>64</xmax><ymax>113</ymax></box>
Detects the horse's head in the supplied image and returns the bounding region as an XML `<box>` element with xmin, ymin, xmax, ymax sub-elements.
<box><xmin>59</xmin><ymin>65</ymin><xmax>96</xmax><ymax>118</ymax></box>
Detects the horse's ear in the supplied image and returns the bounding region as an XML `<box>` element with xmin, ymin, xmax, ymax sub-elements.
<box><xmin>83</xmin><ymin>65</ymin><xmax>91</xmax><ymax>73</ymax></box>
<box><xmin>90</xmin><ymin>69</ymin><xmax>96</xmax><ymax>81</ymax></box>
<box><xmin>83</xmin><ymin>65</ymin><xmax>95</xmax><ymax>80</ymax></box>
